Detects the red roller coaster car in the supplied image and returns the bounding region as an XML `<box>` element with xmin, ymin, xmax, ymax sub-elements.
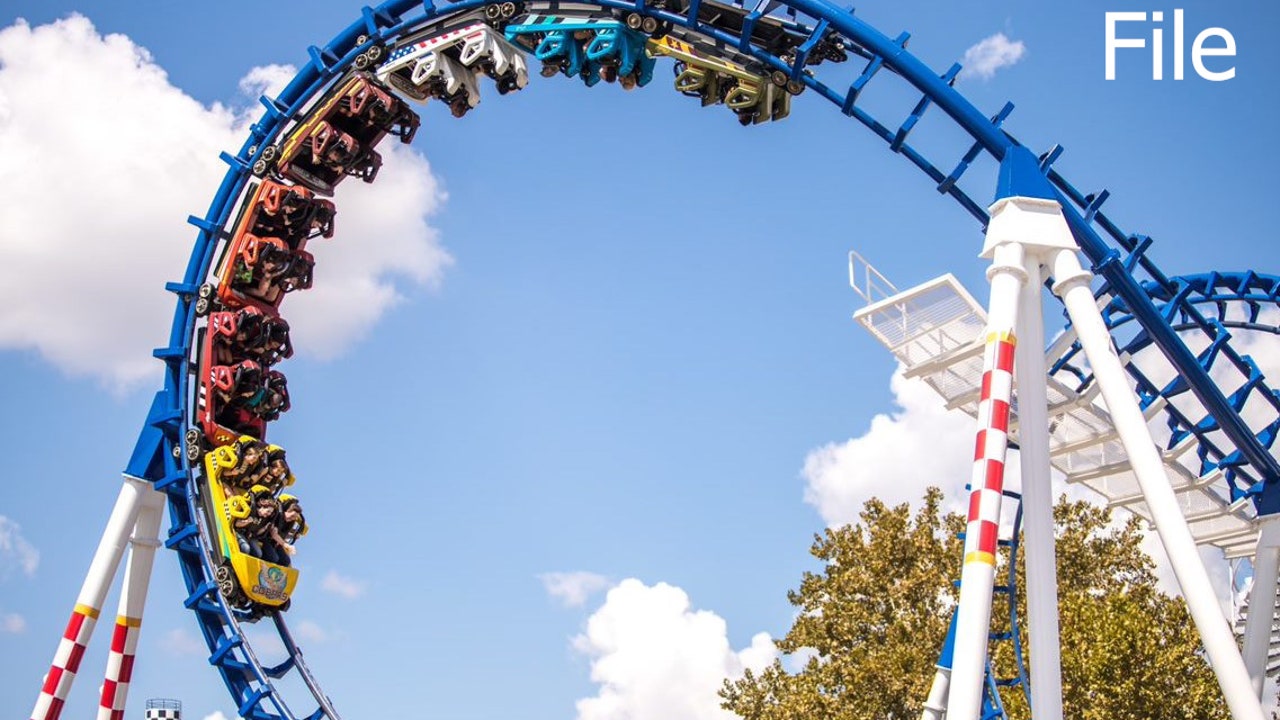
<box><xmin>195</xmin><ymin>356</ymin><xmax>292</xmax><ymax>448</ymax></box>
<box><xmin>207</xmin><ymin>307</ymin><xmax>293</xmax><ymax>367</ymax></box>
<box><xmin>189</xmin><ymin>310</ymin><xmax>293</xmax><ymax>455</ymax></box>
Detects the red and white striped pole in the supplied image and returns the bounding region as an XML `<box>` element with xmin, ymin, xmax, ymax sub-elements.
<box><xmin>97</xmin><ymin>616</ymin><xmax>141</xmax><ymax>720</ymax></box>
<box><xmin>98</xmin><ymin>488</ymin><xmax>165</xmax><ymax>720</ymax></box>
<box><xmin>945</xmin><ymin>238</ymin><xmax>1026</xmax><ymax>720</ymax></box>
<box><xmin>32</xmin><ymin>602</ymin><xmax>100</xmax><ymax>720</ymax></box>
<box><xmin>31</xmin><ymin>477</ymin><xmax>152</xmax><ymax>720</ymax></box>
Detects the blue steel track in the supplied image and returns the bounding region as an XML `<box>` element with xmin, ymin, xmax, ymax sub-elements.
<box><xmin>117</xmin><ymin>1</ymin><xmax>1280</xmax><ymax>717</ymax></box>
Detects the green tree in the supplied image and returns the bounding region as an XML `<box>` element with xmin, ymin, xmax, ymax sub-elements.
<box><xmin>720</xmin><ymin>489</ymin><xmax>1228</xmax><ymax>720</ymax></box>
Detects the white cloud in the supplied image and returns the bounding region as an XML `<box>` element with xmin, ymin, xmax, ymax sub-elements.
<box><xmin>237</xmin><ymin>63</ymin><xmax>295</xmax><ymax>99</ymax></box>
<box><xmin>0</xmin><ymin>15</ymin><xmax>450</xmax><ymax>390</ymax></box>
<box><xmin>781</xmin><ymin>645</ymin><xmax>817</xmax><ymax>673</ymax></box>
<box><xmin>802</xmin><ymin>369</ymin><xmax>975</xmax><ymax>526</ymax></box>
<box><xmin>202</xmin><ymin>712</ymin><xmax>231</xmax><ymax>720</ymax></box>
<box><xmin>959</xmin><ymin>32</ymin><xmax>1026</xmax><ymax>81</ymax></box>
<box><xmin>321</xmin><ymin>569</ymin><xmax>366</xmax><ymax>599</ymax></box>
<box><xmin>287</xmin><ymin>144</ymin><xmax>451</xmax><ymax>359</ymax></box>
<box><xmin>294</xmin><ymin>619</ymin><xmax>327</xmax><ymax>643</ymax></box>
<box><xmin>573</xmin><ymin>579</ymin><xmax>776</xmax><ymax>720</ymax></box>
<box><xmin>1</xmin><ymin>610</ymin><xmax>26</xmax><ymax>633</ymax></box>
<box><xmin>1106</xmin><ymin>304</ymin><xmax>1280</xmax><ymax>611</ymax></box>
<box><xmin>241</xmin><ymin>621</ymin><xmax>286</xmax><ymax>656</ymax></box>
<box><xmin>541</xmin><ymin>571</ymin><xmax>611</xmax><ymax>608</ymax></box>
<box><xmin>161</xmin><ymin>627</ymin><xmax>206</xmax><ymax>656</ymax></box>
<box><xmin>0</xmin><ymin>516</ymin><xmax>39</xmax><ymax>576</ymax></box>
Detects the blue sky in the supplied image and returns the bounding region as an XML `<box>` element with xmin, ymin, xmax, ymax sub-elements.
<box><xmin>1</xmin><ymin>2</ymin><xmax>1278</xmax><ymax>719</ymax></box>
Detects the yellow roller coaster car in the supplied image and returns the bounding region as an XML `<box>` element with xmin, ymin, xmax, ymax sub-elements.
<box><xmin>204</xmin><ymin>446</ymin><xmax>298</xmax><ymax>611</ymax></box>
<box><xmin>646</xmin><ymin>35</ymin><xmax>789</xmax><ymax>125</ymax></box>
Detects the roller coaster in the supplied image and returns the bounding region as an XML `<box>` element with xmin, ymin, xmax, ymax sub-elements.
<box><xmin>25</xmin><ymin>1</ymin><xmax>1279</xmax><ymax>720</ymax></box>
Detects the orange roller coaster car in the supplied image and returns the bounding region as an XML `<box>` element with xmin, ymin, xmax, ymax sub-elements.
<box><xmin>234</xmin><ymin>179</ymin><xmax>336</xmax><ymax>250</ymax></box>
<box><xmin>253</xmin><ymin>72</ymin><xmax>420</xmax><ymax>196</ymax></box>
<box><xmin>215</xmin><ymin>234</ymin><xmax>315</xmax><ymax>315</ymax></box>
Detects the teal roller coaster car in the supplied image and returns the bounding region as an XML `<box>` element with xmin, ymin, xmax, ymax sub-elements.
<box><xmin>504</xmin><ymin>14</ymin><xmax>655</xmax><ymax>88</ymax></box>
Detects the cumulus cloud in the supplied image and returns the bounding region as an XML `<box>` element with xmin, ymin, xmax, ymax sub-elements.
<box><xmin>803</xmin><ymin>369</ymin><xmax>975</xmax><ymax>526</ymax></box>
<box><xmin>0</xmin><ymin>16</ymin><xmax>450</xmax><ymax>390</ymax></box>
<box><xmin>321</xmin><ymin>569</ymin><xmax>366</xmax><ymax>599</ymax></box>
<box><xmin>0</xmin><ymin>516</ymin><xmax>39</xmax><ymax>577</ymax></box>
<box><xmin>202</xmin><ymin>712</ymin><xmax>231</xmax><ymax>720</ymax></box>
<box><xmin>541</xmin><ymin>571</ymin><xmax>611</xmax><ymax>608</ymax></box>
<box><xmin>1</xmin><ymin>609</ymin><xmax>26</xmax><ymax>633</ymax></box>
<box><xmin>959</xmin><ymin>32</ymin><xmax>1026</xmax><ymax>81</ymax></box>
<box><xmin>574</xmin><ymin>579</ymin><xmax>776</xmax><ymax>720</ymax></box>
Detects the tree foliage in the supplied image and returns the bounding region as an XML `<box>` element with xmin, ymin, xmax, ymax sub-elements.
<box><xmin>720</xmin><ymin>489</ymin><xmax>1228</xmax><ymax>720</ymax></box>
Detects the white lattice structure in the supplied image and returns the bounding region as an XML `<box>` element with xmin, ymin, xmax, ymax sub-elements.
<box><xmin>851</xmin><ymin>269</ymin><xmax>1258</xmax><ymax>554</ymax></box>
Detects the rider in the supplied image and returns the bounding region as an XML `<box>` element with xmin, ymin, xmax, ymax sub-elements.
<box><xmin>212</xmin><ymin>308</ymin><xmax>266</xmax><ymax>366</ymax></box>
<box><xmin>258</xmin><ymin>446</ymin><xmax>295</xmax><ymax>493</ymax></box>
<box><xmin>230</xmin><ymin>485</ymin><xmax>280</xmax><ymax>559</ymax></box>
<box><xmin>220</xmin><ymin>436</ymin><xmax>267</xmax><ymax>491</ymax></box>
<box><xmin>270</xmin><ymin>494</ymin><xmax>308</xmax><ymax>566</ymax></box>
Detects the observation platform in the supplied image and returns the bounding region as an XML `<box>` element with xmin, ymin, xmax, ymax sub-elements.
<box><xmin>846</xmin><ymin>253</ymin><xmax>1258</xmax><ymax>558</ymax></box>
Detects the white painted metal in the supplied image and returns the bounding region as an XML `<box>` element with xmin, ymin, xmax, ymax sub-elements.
<box><xmin>1244</xmin><ymin>518</ymin><xmax>1280</xmax><ymax>697</ymax></box>
<box><xmin>1051</xmin><ymin>246</ymin><xmax>1264</xmax><ymax>720</ymax></box>
<box><xmin>981</xmin><ymin>196</ymin><xmax>1079</xmax><ymax>257</ymax></box>
<box><xmin>96</xmin><ymin>486</ymin><xmax>166</xmax><ymax>720</ymax></box>
<box><xmin>1013</xmin><ymin>257</ymin><xmax>1064</xmax><ymax>720</ymax></box>
<box><xmin>920</xmin><ymin>668</ymin><xmax>950</xmax><ymax>720</ymax></box>
<box><xmin>848</xmin><ymin>250</ymin><xmax>900</xmax><ymax>306</ymax></box>
<box><xmin>31</xmin><ymin>476</ymin><xmax>151</xmax><ymax>720</ymax></box>
<box><xmin>79</xmin><ymin>478</ymin><xmax>151</xmax><ymax>617</ymax></box>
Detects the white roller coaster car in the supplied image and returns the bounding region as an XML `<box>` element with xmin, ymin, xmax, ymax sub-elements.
<box><xmin>377</xmin><ymin>23</ymin><xmax>529</xmax><ymax>117</ymax></box>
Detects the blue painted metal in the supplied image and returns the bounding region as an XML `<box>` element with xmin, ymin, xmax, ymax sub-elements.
<box><xmin>116</xmin><ymin>0</ymin><xmax>1274</xmax><ymax>715</ymax></box>
<box><xmin>999</xmin><ymin>497</ymin><xmax>1030</xmax><ymax>705</ymax></box>
<box><xmin>788</xmin><ymin>17</ymin><xmax>828</xmax><ymax>81</ymax></box>
<box><xmin>993</xmin><ymin>146</ymin><xmax>1057</xmax><ymax>203</ymax></box>
<box><xmin>1051</xmin><ymin>271</ymin><xmax>1280</xmax><ymax>509</ymax></box>
<box><xmin>980</xmin><ymin>659</ymin><xmax>1009</xmax><ymax>720</ymax></box>
<box><xmin>938</xmin><ymin>610</ymin><xmax>958</xmax><ymax>670</ymax></box>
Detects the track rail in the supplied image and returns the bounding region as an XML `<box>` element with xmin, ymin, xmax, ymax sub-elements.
<box><xmin>1049</xmin><ymin>271</ymin><xmax>1280</xmax><ymax>511</ymax></box>
<box><xmin>116</xmin><ymin>1</ymin><xmax>1277</xmax><ymax>717</ymax></box>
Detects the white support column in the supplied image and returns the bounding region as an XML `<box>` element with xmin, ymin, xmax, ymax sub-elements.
<box><xmin>1243</xmin><ymin>517</ymin><xmax>1280</xmax><ymax>698</ymax></box>
<box><xmin>31</xmin><ymin>477</ymin><xmax>152</xmax><ymax>720</ymax></box>
<box><xmin>947</xmin><ymin>238</ymin><xmax>1027</xmax><ymax>720</ymax></box>
<box><xmin>1013</xmin><ymin>257</ymin><xmax>1065</xmax><ymax>720</ymax></box>
<box><xmin>1051</xmin><ymin>247</ymin><xmax>1265</xmax><ymax>720</ymax></box>
<box><xmin>920</xmin><ymin>668</ymin><xmax>950</xmax><ymax>720</ymax></box>
<box><xmin>98</xmin><ymin>486</ymin><xmax>166</xmax><ymax>720</ymax></box>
